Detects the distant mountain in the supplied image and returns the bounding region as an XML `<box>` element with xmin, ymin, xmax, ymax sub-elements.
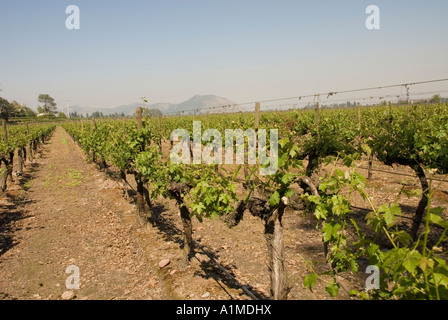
<box><xmin>63</xmin><ymin>95</ymin><xmax>235</xmax><ymax>116</ymax></box>
<box><xmin>164</xmin><ymin>95</ymin><xmax>235</xmax><ymax>115</ymax></box>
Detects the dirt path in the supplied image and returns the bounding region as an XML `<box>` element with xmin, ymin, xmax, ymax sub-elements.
<box><xmin>0</xmin><ymin>126</ymin><xmax>168</xmax><ymax>300</ymax></box>
<box><xmin>0</xmin><ymin>126</ymin><xmax>276</xmax><ymax>301</ymax></box>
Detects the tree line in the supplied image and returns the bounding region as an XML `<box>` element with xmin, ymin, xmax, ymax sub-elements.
<box><xmin>0</xmin><ymin>94</ymin><xmax>59</xmax><ymax>121</ymax></box>
<box><xmin>0</xmin><ymin>93</ymin><xmax>163</xmax><ymax>121</ymax></box>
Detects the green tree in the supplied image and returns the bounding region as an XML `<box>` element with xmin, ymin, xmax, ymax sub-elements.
<box><xmin>21</xmin><ymin>105</ymin><xmax>37</xmax><ymax>118</ymax></box>
<box><xmin>38</xmin><ymin>94</ymin><xmax>57</xmax><ymax>114</ymax></box>
<box><xmin>430</xmin><ymin>94</ymin><xmax>442</xmax><ymax>104</ymax></box>
<box><xmin>57</xmin><ymin>112</ymin><xmax>67</xmax><ymax>119</ymax></box>
<box><xmin>10</xmin><ymin>100</ymin><xmax>22</xmax><ymax>115</ymax></box>
<box><xmin>0</xmin><ymin>97</ymin><xmax>15</xmax><ymax>121</ymax></box>
<box><xmin>11</xmin><ymin>101</ymin><xmax>36</xmax><ymax>118</ymax></box>
<box><xmin>91</xmin><ymin>111</ymin><xmax>104</xmax><ymax>118</ymax></box>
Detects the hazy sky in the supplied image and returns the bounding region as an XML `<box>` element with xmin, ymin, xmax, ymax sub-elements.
<box><xmin>1</xmin><ymin>0</ymin><xmax>447</xmax><ymax>111</ymax></box>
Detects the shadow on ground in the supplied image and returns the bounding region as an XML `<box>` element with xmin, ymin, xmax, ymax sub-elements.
<box><xmin>0</xmin><ymin>148</ymin><xmax>47</xmax><ymax>257</ymax></box>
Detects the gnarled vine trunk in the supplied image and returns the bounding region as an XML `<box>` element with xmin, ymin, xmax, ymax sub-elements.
<box><xmin>17</xmin><ymin>146</ymin><xmax>25</xmax><ymax>175</ymax></box>
<box><xmin>119</xmin><ymin>169</ymin><xmax>128</xmax><ymax>199</ymax></box>
<box><xmin>167</xmin><ymin>182</ymin><xmax>193</xmax><ymax>262</ymax></box>
<box><xmin>1</xmin><ymin>148</ymin><xmax>14</xmax><ymax>193</ymax></box>
<box><xmin>224</xmin><ymin>200</ymin><xmax>247</xmax><ymax>228</ymax></box>
<box><xmin>179</xmin><ymin>203</ymin><xmax>193</xmax><ymax>261</ymax></box>
<box><xmin>368</xmin><ymin>153</ymin><xmax>374</xmax><ymax>180</ymax></box>
<box><xmin>247</xmin><ymin>196</ymin><xmax>290</xmax><ymax>300</ymax></box>
<box><xmin>306</xmin><ymin>152</ymin><xmax>317</xmax><ymax>177</ymax></box>
<box><xmin>135</xmin><ymin>176</ymin><xmax>152</xmax><ymax>225</ymax></box>
<box><xmin>1</xmin><ymin>164</ymin><xmax>8</xmax><ymax>192</ymax></box>
<box><xmin>264</xmin><ymin>198</ymin><xmax>288</xmax><ymax>300</ymax></box>
<box><xmin>410</xmin><ymin>163</ymin><xmax>429</xmax><ymax>241</ymax></box>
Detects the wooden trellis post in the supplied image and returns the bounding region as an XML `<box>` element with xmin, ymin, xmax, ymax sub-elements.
<box><xmin>2</xmin><ymin>119</ymin><xmax>7</xmax><ymax>144</ymax></box>
<box><xmin>254</xmin><ymin>102</ymin><xmax>260</xmax><ymax>130</ymax></box>
<box><xmin>315</xmin><ymin>102</ymin><xmax>320</xmax><ymax>141</ymax></box>
<box><xmin>358</xmin><ymin>102</ymin><xmax>361</xmax><ymax>131</ymax></box>
<box><xmin>206</xmin><ymin>111</ymin><xmax>210</xmax><ymax>129</ymax></box>
<box><xmin>158</xmin><ymin>113</ymin><xmax>162</xmax><ymax>151</ymax></box>
<box><xmin>136</xmin><ymin>107</ymin><xmax>143</xmax><ymax>132</ymax></box>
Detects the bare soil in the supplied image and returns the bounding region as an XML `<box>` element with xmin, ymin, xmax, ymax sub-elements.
<box><xmin>0</xmin><ymin>126</ymin><xmax>446</xmax><ymax>300</ymax></box>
